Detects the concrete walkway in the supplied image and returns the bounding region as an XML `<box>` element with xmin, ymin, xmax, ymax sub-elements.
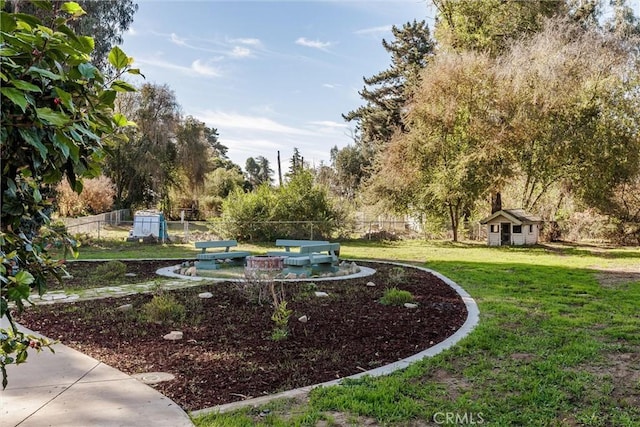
<box><xmin>0</xmin><ymin>318</ymin><xmax>194</xmax><ymax>427</ymax></box>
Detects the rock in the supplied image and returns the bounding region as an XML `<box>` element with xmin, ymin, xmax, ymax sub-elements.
<box><xmin>198</xmin><ymin>292</ymin><xmax>213</xmax><ymax>299</ymax></box>
<box><xmin>366</xmin><ymin>281</ymin><xmax>376</xmax><ymax>287</ymax></box>
<box><xmin>285</xmin><ymin>273</ymin><xmax>297</xmax><ymax>279</ymax></box>
<box><xmin>62</xmin><ymin>274</ymin><xmax>73</xmax><ymax>280</ymax></box>
<box><xmin>404</xmin><ymin>303</ymin><xmax>418</xmax><ymax>309</ymax></box>
<box><xmin>163</xmin><ymin>331</ymin><xmax>183</xmax><ymax>341</ymax></box>
<box><xmin>315</xmin><ymin>291</ymin><xmax>329</xmax><ymax>298</ymax></box>
<box><xmin>298</xmin><ymin>315</ymin><xmax>309</xmax><ymax>323</ymax></box>
<box><xmin>117</xmin><ymin>304</ymin><xmax>133</xmax><ymax>311</ymax></box>
<box><xmin>185</xmin><ymin>266</ymin><xmax>197</xmax><ymax>276</ymax></box>
<box><xmin>180</xmin><ymin>268</ymin><xmax>187</xmax><ymax>275</ymax></box>
<box><xmin>125</xmin><ymin>273</ymin><xmax>137</xmax><ymax>277</ymax></box>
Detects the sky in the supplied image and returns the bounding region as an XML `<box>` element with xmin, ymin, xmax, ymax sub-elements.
<box><xmin>119</xmin><ymin>0</ymin><xmax>436</xmax><ymax>173</ymax></box>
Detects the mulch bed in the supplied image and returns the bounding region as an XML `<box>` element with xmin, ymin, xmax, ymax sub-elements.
<box><xmin>16</xmin><ymin>261</ymin><xmax>468</xmax><ymax>411</ymax></box>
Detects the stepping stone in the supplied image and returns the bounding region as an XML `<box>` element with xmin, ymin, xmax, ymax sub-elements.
<box><xmin>132</xmin><ymin>372</ymin><xmax>175</xmax><ymax>384</ymax></box>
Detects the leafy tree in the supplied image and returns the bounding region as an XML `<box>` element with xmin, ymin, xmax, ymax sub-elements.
<box><xmin>175</xmin><ymin>116</ymin><xmax>219</xmax><ymax>202</ymax></box>
<box><xmin>369</xmin><ymin>51</ymin><xmax>503</xmax><ymax>241</ymax></box>
<box><xmin>104</xmin><ymin>83</ymin><xmax>181</xmax><ymax>210</ymax></box>
<box><xmin>432</xmin><ymin>0</ymin><xmax>565</xmax><ymax>55</ymax></box>
<box><xmin>3</xmin><ymin>0</ymin><xmax>138</xmax><ymax>70</ymax></box>
<box><xmin>344</xmin><ymin>20</ymin><xmax>434</xmax><ymax>149</ymax></box>
<box><xmin>220</xmin><ymin>170</ymin><xmax>342</xmax><ymax>241</ymax></box>
<box><xmin>287</xmin><ymin>147</ymin><xmax>304</xmax><ymax>179</ymax></box>
<box><xmin>245</xmin><ymin>155</ymin><xmax>273</xmax><ymax>188</ymax></box>
<box><xmin>496</xmin><ymin>18</ymin><xmax>640</xmax><ymax>211</ymax></box>
<box><xmin>0</xmin><ymin>0</ymin><xmax>138</xmax><ymax>387</ymax></box>
<box><xmin>329</xmin><ymin>144</ymin><xmax>370</xmax><ymax>200</ymax></box>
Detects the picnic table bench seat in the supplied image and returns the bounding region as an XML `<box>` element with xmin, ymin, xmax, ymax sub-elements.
<box><xmin>282</xmin><ymin>243</ymin><xmax>340</xmax><ymax>275</ymax></box>
<box><xmin>195</xmin><ymin>240</ymin><xmax>250</xmax><ymax>270</ymax></box>
<box><xmin>266</xmin><ymin>239</ymin><xmax>330</xmax><ymax>257</ymax></box>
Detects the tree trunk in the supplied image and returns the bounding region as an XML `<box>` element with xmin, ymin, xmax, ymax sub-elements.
<box><xmin>491</xmin><ymin>191</ymin><xmax>502</xmax><ymax>213</ymax></box>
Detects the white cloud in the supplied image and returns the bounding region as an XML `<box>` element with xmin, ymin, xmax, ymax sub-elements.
<box><xmin>230</xmin><ymin>37</ymin><xmax>262</xmax><ymax>46</ymax></box>
<box><xmin>295</xmin><ymin>37</ymin><xmax>332</xmax><ymax>50</ymax></box>
<box><xmin>230</xmin><ymin>46</ymin><xmax>252</xmax><ymax>58</ymax></box>
<box><xmin>354</xmin><ymin>25</ymin><xmax>392</xmax><ymax>37</ymax></box>
<box><xmin>309</xmin><ymin>120</ymin><xmax>348</xmax><ymax>129</ymax></box>
<box><xmin>191</xmin><ymin>59</ymin><xmax>222</xmax><ymax>77</ymax></box>
<box><xmin>196</xmin><ymin>110</ymin><xmax>315</xmax><ymax>136</ymax></box>
<box><xmin>133</xmin><ymin>57</ymin><xmax>222</xmax><ymax>78</ymax></box>
<box><xmin>170</xmin><ymin>33</ymin><xmax>187</xmax><ymax>46</ymax></box>
<box><xmin>322</xmin><ymin>83</ymin><xmax>339</xmax><ymax>89</ymax></box>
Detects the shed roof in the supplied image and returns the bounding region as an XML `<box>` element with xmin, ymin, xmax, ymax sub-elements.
<box><xmin>480</xmin><ymin>209</ymin><xmax>543</xmax><ymax>225</ymax></box>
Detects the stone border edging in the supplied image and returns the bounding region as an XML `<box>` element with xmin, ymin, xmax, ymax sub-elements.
<box><xmin>190</xmin><ymin>260</ymin><xmax>480</xmax><ymax>417</ymax></box>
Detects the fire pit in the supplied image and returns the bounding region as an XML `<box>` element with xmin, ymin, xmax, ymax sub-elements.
<box><xmin>245</xmin><ymin>256</ymin><xmax>285</xmax><ymax>271</ymax></box>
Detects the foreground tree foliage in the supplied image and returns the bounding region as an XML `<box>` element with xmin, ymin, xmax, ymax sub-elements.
<box><xmin>0</xmin><ymin>0</ymin><xmax>138</xmax><ymax>387</ymax></box>
<box><xmin>3</xmin><ymin>0</ymin><xmax>138</xmax><ymax>70</ymax></box>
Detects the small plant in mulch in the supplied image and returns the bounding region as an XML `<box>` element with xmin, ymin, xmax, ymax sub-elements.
<box><xmin>93</xmin><ymin>260</ymin><xmax>126</xmax><ymax>281</ymax></box>
<box><xmin>379</xmin><ymin>287</ymin><xmax>415</xmax><ymax>306</ymax></box>
<box><xmin>143</xmin><ymin>293</ymin><xmax>185</xmax><ymax>325</ymax></box>
<box><xmin>388</xmin><ymin>266</ymin><xmax>406</xmax><ymax>284</ymax></box>
<box><xmin>270</xmin><ymin>300</ymin><xmax>293</xmax><ymax>341</ymax></box>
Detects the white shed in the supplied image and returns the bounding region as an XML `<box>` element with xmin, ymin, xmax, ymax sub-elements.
<box><xmin>130</xmin><ymin>210</ymin><xmax>169</xmax><ymax>241</ymax></box>
<box><xmin>480</xmin><ymin>209</ymin><xmax>542</xmax><ymax>246</ymax></box>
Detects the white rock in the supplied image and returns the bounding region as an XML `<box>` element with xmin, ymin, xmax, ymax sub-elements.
<box><xmin>163</xmin><ymin>331</ymin><xmax>183</xmax><ymax>341</ymax></box>
<box><xmin>117</xmin><ymin>304</ymin><xmax>133</xmax><ymax>311</ymax></box>
<box><xmin>186</xmin><ymin>266</ymin><xmax>197</xmax><ymax>276</ymax></box>
<box><xmin>315</xmin><ymin>291</ymin><xmax>329</xmax><ymax>298</ymax></box>
<box><xmin>198</xmin><ymin>292</ymin><xmax>213</xmax><ymax>299</ymax></box>
<box><xmin>125</xmin><ymin>273</ymin><xmax>137</xmax><ymax>277</ymax></box>
<box><xmin>366</xmin><ymin>281</ymin><xmax>376</xmax><ymax>287</ymax></box>
<box><xmin>285</xmin><ymin>273</ymin><xmax>297</xmax><ymax>279</ymax></box>
<box><xmin>298</xmin><ymin>315</ymin><xmax>309</xmax><ymax>323</ymax></box>
<box><xmin>404</xmin><ymin>303</ymin><xmax>418</xmax><ymax>309</ymax></box>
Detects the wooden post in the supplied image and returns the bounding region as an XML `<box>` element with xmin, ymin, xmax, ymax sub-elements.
<box><xmin>277</xmin><ymin>150</ymin><xmax>283</xmax><ymax>187</ymax></box>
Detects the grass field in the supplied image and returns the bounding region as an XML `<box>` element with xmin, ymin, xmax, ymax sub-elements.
<box><xmin>58</xmin><ymin>238</ymin><xmax>640</xmax><ymax>426</ymax></box>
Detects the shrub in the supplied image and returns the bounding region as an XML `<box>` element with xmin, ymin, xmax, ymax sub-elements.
<box><xmin>379</xmin><ymin>287</ymin><xmax>414</xmax><ymax>306</ymax></box>
<box><xmin>143</xmin><ymin>294</ymin><xmax>185</xmax><ymax>325</ymax></box>
<box><xmin>81</xmin><ymin>176</ymin><xmax>115</xmax><ymax>214</ymax></box>
<box><xmin>94</xmin><ymin>260</ymin><xmax>126</xmax><ymax>281</ymax></box>
<box><xmin>55</xmin><ymin>175</ymin><xmax>115</xmax><ymax>217</ymax></box>
<box><xmin>56</xmin><ymin>180</ymin><xmax>85</xmax><ymax>217</ymax></box>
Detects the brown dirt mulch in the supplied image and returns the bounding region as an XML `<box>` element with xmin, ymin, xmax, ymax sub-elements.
<box><xmin>15</xmin><ymin>261</ymin><xmax>468</xmax><ymax>412</ymax></box>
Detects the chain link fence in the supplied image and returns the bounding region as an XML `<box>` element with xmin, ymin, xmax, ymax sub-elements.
<box><xmin>60</xmin><ymin>215</ymin><xmax>426</xmax><ymax>242</ymax></box>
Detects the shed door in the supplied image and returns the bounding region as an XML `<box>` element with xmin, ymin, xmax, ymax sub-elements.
<box><xmin>500</xmin><ymin>223</ymin><xmax>511</xmax><ymax>245</ymax></box>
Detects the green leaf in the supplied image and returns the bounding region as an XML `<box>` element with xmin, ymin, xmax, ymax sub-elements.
<box><xmin>77</xmin><ymin>62</ymin><xmax>97</xmax><ymax>79</ymax></box>
<box><xmin>108</xmin><ymin>46</ymin><xmax>129</xmax><ymax>70</ymax></box>
<box><xmin>11</xmin><ymin>80</ymin><xmax>41</xmax><ymax>93</ymax></box>
<box><xmin>76</xmin><ymin>36</ymin><xmax>94</xmax><ymax>53</ymax></box>
<box><xmin>27</xmin><ymin>66</ymin><xmax>62</xmax><ymax>81</ymax></box>
<box><xmin>99</xmin><ymin>90</ymin><xmax>117</xmax><ymax>106</ymax></box>
<box><xmin>18</xmin><ymin>129</ymin><xmax>48</xmax><ymax>160</ymax></box>
<box><xmin>54</xmin><ymin>88</ymin><xmax>74</xmax><ymax>112</ymax></box>
<box><xmin>60</xmin><ymin>2</ymin><xmax>85</xmax><ymax>17</ymax></box>
<box><xmin>36</xmin><ymin>107</ymin><xmax>69</xmax><ymax>126</ymax></box>
<box><xmin>126</xmin><ymin>68</ymin><xmax>146</xmax><ymax>78</ymax></box>
<box><xmin>33</xmin><ymin>187</ymin><xmax>42</xmax><ymax>203</ymax></box>
<box><xmin>110</xmin><ymin>80</ymin><xmax>136</xmax><ymax>92</ymax></box>
<box><xmin>0</xmin><ymin>87</ymin><xmax>28</xmax><ymax>113</ymax></box>
<box><xmin>16</xmin><ymin>350</ymin><xmax>28</xmax><ymax>364</ymax></box>
<box><xmin>0</xmin><ymin>11</ymin><xmax>17</xmax><ymax>33</ymax></box>
<box><xmin>30</xmin><ymin>1</ymin><xmax>54</xmax><ymax>11</ymax></box>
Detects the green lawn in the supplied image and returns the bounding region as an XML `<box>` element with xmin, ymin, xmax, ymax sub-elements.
<box><xmin>58</xmin><ymin>238</ymin><xmax>640</xmax><ymax>426</ymax></box>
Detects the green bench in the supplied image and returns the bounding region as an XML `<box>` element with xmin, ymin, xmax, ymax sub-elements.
<box><xmin>266</xmin><ymin>239</ymin><xmax>330</xmax><ymax>257</ymax></box>
<box><xmin>195</xmin><ymin>240</ymin><xmax>251</xmax><ymax>270</ymax></box>
<box><xmin>283</xmin><ymin>243</ymin><xmax>340</xmax><ymax>276</ymax></box>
